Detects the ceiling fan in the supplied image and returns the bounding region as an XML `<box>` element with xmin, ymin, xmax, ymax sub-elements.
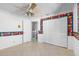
<box><xmin>25</xmin><ymin>3</ymin><xmax>37</xmax><ymax>16</ymax></box>
<box><xmin>15</xmin><ymin>3</ymin><xmax>39</xmax><ymax>17</ymax></box>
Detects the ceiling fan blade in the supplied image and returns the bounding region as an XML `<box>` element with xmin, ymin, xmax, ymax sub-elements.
<box><xmin>13</xmin><ymin>3</ymin><xmax>40</xmax><ymax>17</ymax></box>
<box><xmin>30</xmin><ymin>3</ymin><xmax>37</xmax><ymax>10</ymax></box>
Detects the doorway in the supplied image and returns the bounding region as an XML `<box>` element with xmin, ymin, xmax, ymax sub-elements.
<box><xmin>32</xmin><ymin>22</ymin><xmax>38</xmax><ymax>42</ymax></box>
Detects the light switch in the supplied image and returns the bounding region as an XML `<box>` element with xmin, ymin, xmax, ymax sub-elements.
<box><xmin>18</xmin><ymin>25</ymin><xmax>21</xmax><ymax>28</ymax></box>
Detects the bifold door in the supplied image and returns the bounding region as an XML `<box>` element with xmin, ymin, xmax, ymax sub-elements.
<box><xmin>43</xmin><ymin>17</ymin><xmax>68</xmax><ymax>48</ymax></box>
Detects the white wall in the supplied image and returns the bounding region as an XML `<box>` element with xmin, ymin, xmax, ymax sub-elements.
<box><xmin>68</xmin><ymin>36</ymin><xmax>74</xmax><ymax>49</ymax></box>
<box><xmin>0</xmin><ymin>10</ymin><xmax>22</xmax><ymax>32</ymax></box>
<box><xmin>0</xmin><ymin>35</ymin><xmax>22</xmax><ymax>49</ymax></box>
<box><xmin>73</xmin><ymin>3</ymin><xmax>78</xmax><ymax>32</ymax></box>
<box><xmin>66</xmin><ymin>3</ymin><xmax>77</xmax><ymax>50</ymax></box>
<box><xmin>0</xmin><ymin>10</ymin><xmax>22</xmax><ymax>49</ymax></box>
<box><xmin>67</xmin><ymin>4</ymin><xmax>79</xmax><ymax>56</ymax></box>
<box><xmin>0</xmin><ymin>10</ymin><xmax>32</xmax><ymax>49</ymax></box>
<box><xmin>73</xmin><ymin>38</ymin><xmax>79</xmax><ymax>56</ymax></box>
<box><xmin>23</xmin><ymin>19</ymin><xmax>32</xmax><ymax>42</ymax></box>
<box><xmin>69</xmin><ymin>3</ymin><xmax>79</xmax><ymax>56</ymax></box>
<box><xmin>37</xmin><ymin>4</ymin><xmax>75</xmax><ymax>49</ymax></box>
<box><xmin>68</xmin><ymin>36</ymin><xmax>79</xmax><ymax>56</ymax></box>
<box><xmin>37</xmin><ymin>3</ymin><xmax>74</xmax><ymax>43</ymax></box>
<box><xmin>38</xmin><ymin>17</ymin><xmax>68</xmax><ymax>47</ymax></box>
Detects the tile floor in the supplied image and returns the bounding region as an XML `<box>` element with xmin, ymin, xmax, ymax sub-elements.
<box><xmin>0</xmin><ymin>42</ymin><xmax>74</xmax><ymax>56</ymax></box>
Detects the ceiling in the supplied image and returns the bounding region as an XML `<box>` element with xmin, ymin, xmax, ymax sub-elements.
<box><xmin>0</xmin><ymin>3</ymin><xmax>74</xmax><ymax>17</ymax></box>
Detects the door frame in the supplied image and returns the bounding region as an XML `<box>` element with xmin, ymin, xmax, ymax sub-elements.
<box><xmin>31</xmin><ymin>21</ymin><xmax>38</xmax><ymax>42</ymax></box>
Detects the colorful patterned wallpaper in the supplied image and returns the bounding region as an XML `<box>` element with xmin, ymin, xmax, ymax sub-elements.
<box><xmin>39</xmin><ymin>12</ymin><xmax>73</xmax><ymax>36</ymax></box>
<box><xmin>67</xmin><ymin>13</ymin><xmax>73</xmax><ymax>36</ymax></box>
<box><xmin>0</xmin><ymin>31</ymin><xmax>23</xmax><ymax>37</ymax></box>
<box><xmin>73</xmin><ymin>32</ymin><xmax>79</xmax><ymax>40</ymax></box>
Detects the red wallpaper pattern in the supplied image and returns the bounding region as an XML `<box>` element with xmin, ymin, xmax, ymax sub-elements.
<box><xmin>39</xmin><ymin>12</ymin><xmax>73</xmax><ymax>36</ymax></box>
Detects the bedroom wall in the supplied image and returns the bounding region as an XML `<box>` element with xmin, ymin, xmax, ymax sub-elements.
<box><xmin>71</xmin><ymin>3</ymin><xmax>79</xmax><ymax>56</ymax></box>
<box><xmin>0</xmin><ymin>10</ymin><xmax>32</xmax><ymax>49</ymax></box>
<box><xmin>73</xmin><ymin>3</ymin><xmax>78</xmax><ymax>32</ymax></box>
<box><xmin>66</xmin><ymin>3</ymin><xmax>79</xmax><ymax>56</ymax></box>
<box><xmin>37</xmin><ymin>3</ymin><xmax>73</xmax><ymax>43</ymax></box>
<box><xmin>73</xmin><ymin>37</ymin><xmax>79</xmax><ymax>56</ymax></box>
<box><xmin>68</xmin><ymin>36</ymin><xmax>79</xmax><ymax>56</ymax></box>
<box><xmin>37</xmin><ymin>3</ymin><xmax>76</xmax><ymax>51</ymax></box>
<box><xmin>42</xmin><ymin>17</ymin><xmax>67</xmax><ymax>47</ymax></box>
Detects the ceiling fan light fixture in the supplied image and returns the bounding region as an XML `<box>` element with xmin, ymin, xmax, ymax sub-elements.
<box><xmin>26</xmin><ymin>11</ymin><xmax>34</xmax><ymax>17</ymax></box>
<box><xmin>31</xmin><ymin>3</ymin><xmax>37</xmax><ymax>10</ymax></box>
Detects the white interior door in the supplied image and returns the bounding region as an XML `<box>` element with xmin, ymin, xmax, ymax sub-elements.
<box><xmin>43</xmin><ymin>17</ymin><xmax>68</xmax><ymax>48</ymax></box>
